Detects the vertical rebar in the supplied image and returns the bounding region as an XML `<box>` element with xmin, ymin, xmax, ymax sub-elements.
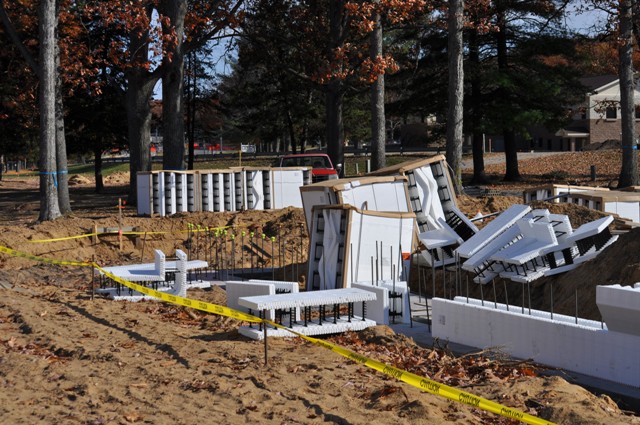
<box><xmin>278</xmin><ymin>225</ymin><xmax>283</xmax><ymax>281</ymax></box>
<box><xmin>390</xmin><ymin>245</ymin><xmax>393</xmax><ymax>281</ymax></box>
<box><xmin>231</xmin><ymin>233</ymin><xmax>236</xmax><ymax>280</ymax></box>
<box><xmin>504</xmin><ymin>281</ymin><xmax>509</xmax><ymax>311</ymax></box>
<box><xmin>492</xmin><ymin>280</ymin><xmax>498</xmax><ymax>309</ymax></box>
<box><xmin>299</xmin><ymin>224</ymin><xmax>304</xmax><ymax>282</ymax></box>
<box><xmin>465</xmin><ymin>274</ymin><xmax>469</xmax><ymax>303</ymax></box>
<box><xmin>550</xmin><ymin>282</ymin><xmax>554</xmax><ymax>321</ymax></box>
<box><xmin>575</xmin><ymin>287</ymin><xmax>578</xmax><ymax>324</ymax></box>
<box><xmin>392</xmin><ymin>265</ymin><xmax>397</xmax><ymax>324</ymax></box>
<box><xmin>370</xmin><ymin>257</ymin><xmax>374</xmax><ymax>285</ymax></box>
<box><xmin>271</xmin><ymin>236</ymin><xmax>275</xmax><ymax>281</ymax></box>
<box><xmin>241</xmin><ymin>231</ymin><xmax>245</xmax><ymax>280</ymax></box>
<box><xmin>223</xmin><ymin>230</ymin><xmax>228</xmax><ymax>280</ymax></box>
<box><xmin>261</xmin><ymin>233</ymin><xmax>266</xmax><ymax>275</ymax></box>
<box><xmin>250</xmin><ymin>231</ymin><xmax>255</xmax><ymax>274</ymax></box>
<box><xmin>350</xmin><ymin>243</ymin><xmax>354</xmax><ymax>284</ymax></box>
<box><xmin>375</xmin><ymin>242</ymin><xmax>379</xmax><ymax>284</ymax></box>
<box><xmin>424</xmin><ymin>268</ymin><xmax>431</xmax><ymax>332</ymax></box>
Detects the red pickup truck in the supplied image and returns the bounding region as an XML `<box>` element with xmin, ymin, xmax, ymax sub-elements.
<box><xmin>276</xmin><ymin>153</ymin><xmax>341</xmax><ymax>182</ymax></box>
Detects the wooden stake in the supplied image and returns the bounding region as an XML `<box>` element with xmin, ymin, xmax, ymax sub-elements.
<box><xmin>92</xmin><ymin>224</ymin><xmax>99</xmax><ymax>245</ymax></box>
<box><xmin>140</xmin><ymin>231</ymin><xmax>148</xmax><ymax>262</ymax></box>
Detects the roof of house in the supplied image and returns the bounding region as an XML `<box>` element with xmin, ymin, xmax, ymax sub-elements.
<box><xmin>579</xmin><ymin>75</ymin><xmax>618</xmax><ymax>92</ymax></box>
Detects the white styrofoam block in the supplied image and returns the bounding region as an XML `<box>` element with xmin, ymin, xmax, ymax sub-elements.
<box><xmin>164</xmin><ymin>172</ymin><xmax>177</xmax><ymax>216</ymax></box>
<box><xmin>173</xmin><ymin>250</ymin><xmax>187</xmax><ymax>297</ymax></box>
<box><xmin>249</xmin><ymin>279</ymin><xmax>301</xmax><ymax>321</ymax></box>
<box><xmin>301</xmin><ymin>189</ymin><xmax>331</xmax><ymax>231</ymax></box>
<box><xmin>175</xmin><ymin>173</ymin><xmax>188</xmax><ymax>213</ymax></box>
<box><xmin>238</xmin><ymin>287</ymin><xmax>376</xmax><ymax>310</ymax></box>
<box><xmin>352</xmin><ymin>283</ymin><xmax>389</xmax><ymax>325</ymax></box>
<box><xmin>346</xmin><ymin>181</ymin><xmax>409</xmax><ymax>212</ymax></box>
<box><xmin>566</xmin><ymin>215</ymin><xmax>613</xmax><ymax>242</ymax></box>
<box><xmin>238</xmin><ymin>317</ymin><xmax>377</xmax><ymax>340</ymax></box>
<box><xmin>352</xmin><ymin>281</ymin><xmax>411</xmax><ymax>325</ymax></box>
<box><xmin>272</xmin><ymin>169</ymin><xmax>305</xmax><ymax>209</ymax></box>
<box><xmin>604</xmin><ymin>201</ymin><xmax>640</xmax><ymax>223</ymax></box>
<box><xmin>381</xmin><ymin>281</ymin><xmax>411</xmax><ymax>324</ymax></box>
<box><xmin>136</xmin><ymin>174</ymin><xmax>153</xmax><ymax>216</ymax></box>
<box><xmin>245</xmin><ymin>170</ymin><xmax>265</xmax><ymax>210</ymax></box>
<box><xmin>432</xmin><ymin>296</ymin><xmax>640</xmax><ymax>388</ymax></box>
<box><xmin>597</xmin><ymin>284</ymin><xmax>640</xmax><ymax>336</ymax></box>
<box><xmin>461</xmin><ymin>226</ymin><xmax>521</xmax><ymax>270</ymax></box>
<box><xmin>155</xmin><ymin>172</ymin><xmax>166</xmax><ymax>217</ymax></box>
<box><xmin>100</xmin><ymin>250</ymin><xmax>166</xmax><ymax>282</ymax></box>
<box><xmin>456</xmin><ymin>204</ymin><xmax>531</xmax><ymax>258</ymax></box>
<box><xmin>347</xmin><ymin>213</ymin><xmax>414</xmax><ymax>284</ymax></box>
<box><xmin>225</xmin><ymin>281</ymin><xmax>276</xmax><ymax>320</ymax></box>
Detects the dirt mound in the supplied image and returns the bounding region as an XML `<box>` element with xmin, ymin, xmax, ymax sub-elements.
<box><xmin>541</xmin><ymin>227</ymin><xmax>640</xmax><ymax>320</ymax></box>
<box><xmin>528</xmin><ymin>200</ymin><xmax>611</xmax><ymax>227</ymax></box>
<box><xmin>104</xmin><ymin>172</ymin><xmax>129</xmax><ymax>185</ymax></box>
<box><xmin>68</xmin><ymin>174</ymin><xmax>92</xmax><ymax>185</ymax></box>
<box><xmin>1</xmin><ymin>175</ymin><xmax>640</xmax><ymax>423</ymax></box>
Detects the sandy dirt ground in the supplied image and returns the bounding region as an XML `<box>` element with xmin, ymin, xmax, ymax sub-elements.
<box><xmin>1</xmin><ymin>153</ymin><xmax>639</xmax><ymax>425</ymax></box>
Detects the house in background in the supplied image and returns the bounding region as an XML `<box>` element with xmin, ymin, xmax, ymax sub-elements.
<box><xmin>530</xmin><ymin>75</ymin><xmax>640</xmax><ymax>152</ymax></box>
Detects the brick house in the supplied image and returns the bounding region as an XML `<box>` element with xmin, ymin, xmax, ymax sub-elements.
<box><xmin>535</xmin><ymin>74</ymin><xmax>640</xmax><ymax>151</ymax></box>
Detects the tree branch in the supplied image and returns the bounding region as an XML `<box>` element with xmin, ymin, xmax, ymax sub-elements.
<box><xmin>0</xmin><ymin>0</ymin><xmax>39</xmax><ymax>74</ymax></box>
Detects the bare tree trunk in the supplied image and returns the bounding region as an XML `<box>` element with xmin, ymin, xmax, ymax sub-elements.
<box><xmin>326</xmin><ymin>81</ymin><xmax>345</xmax><ymax>174</ymax></box>
<box><xmin>496</xmin><ymin>3</ymin><xmax>521</xmax><ymax>181</ymax></box>
<box><xmin>326</xmin><ymin>0</ymin><xmax>346</xmax><ymax>176</ymax></box>
<box><xmin>55</xmin><ymin>46</ymin><xmax>71</xmax><ymax>214</ymax></box>
<box><xmin>125</xmin><ymin>7</ymin><xmax>159</xmax><ymax>205</ymax></box>
<box><xmin>161</xmin><ymin>0</ymin><xmax>187</xmax><ymax>171</ymax></box>
<box><xmin>186</xmin><ymin>51</ymin><xmax>195</xmax><ymax>170</ymax></box>
<box><xmin>446</xmin><ymin>0</ymin><xmax>464</xmax><ymax>192</ymax></box>
<box><xmin>618</xmin><ymin>0</ymin><xmax>639</xmax><ymax>188</ymax></box>
<box><xmin>469</xmin><ymin>26</ymin><xmax>487</xmax><ymax>184</ymax></box>
<box><xmin>38</xmin><ymin>0</ymin><xmax>61</xmax><ymax>221</ymax></box>
<box><xmin>503</xmin><ymin>129</ymin><xmax>521</xmax><ymax>181</ymax></box>
<box><xmin>286</xmin><ymin>109</ymin><xmax>298</xmax><ymax>154</ymax></box>
<box><xmin>94</xmin><ymin>144</ymin><xmax>104</xmax><ymax>193</ymax></box>
<box><xmin>370</xmin><ymin>13</ymin><xmax>386</xmax><ymax>171</ymax></box>
<box><xmin>126</xmin><ymin>73</ymin><xmax>157</xmax><ymax>204</ymax></box>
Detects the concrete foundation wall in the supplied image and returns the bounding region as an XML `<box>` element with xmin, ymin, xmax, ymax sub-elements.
<box><xmin>432</xmin><ymin>296</ymin><xmax>640</xmax><ymax>388</ymax></box>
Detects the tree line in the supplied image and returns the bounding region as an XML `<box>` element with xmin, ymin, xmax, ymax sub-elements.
<box><xmin>0</xmin><ymin>0</ymin><xmax>639</xmax><ymax>221</ymax></box>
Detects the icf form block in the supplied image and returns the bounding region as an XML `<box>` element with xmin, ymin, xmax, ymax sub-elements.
<box><xmin>300</xmin><ymin>175</ymin><xmax>410</xmax><ymax>231</ymax></box>
<box><xmin>306</xmin><ymin>205</ymin><xmax>416</xmax><ymax>292</ymax></box>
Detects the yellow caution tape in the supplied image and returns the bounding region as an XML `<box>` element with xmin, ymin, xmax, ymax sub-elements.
<box><xmin>28</xmin><ymin>233</ymin><xmax>101</xmax><ymax>243</ymax></box>
<box><xmin>267</xmin><ymin>321</ymin><xmax>554</xmax><ymax>425</ymax></box>
<box><xmin>28</xmin><ymin>231</ymin><xmax>166</xmax><ymax>243</ymax></box>
<box><xmin>0</xmin><ymin>244</ymin><xmax>555</xmax><ymax>425</ymax></box>
<box><xmin>28</xmin><ymin>224</ymin><xmax>237</xmax><ymax>243</ymax></box>
<box><xmin>0</xmin><ymin>245</ymin><xmax>92</xmax><ymax>267</ymax></box>
<box><xmin>93</xmin><ymin>264</ymin><xmax>261</xmax><ymax>323</ymax></box>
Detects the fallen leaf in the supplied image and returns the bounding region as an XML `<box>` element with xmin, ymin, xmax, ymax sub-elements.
<box><xmin>123</xmin><ymin>412</ymin><xmax>143</xmax><ymax>422</ymax></box>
